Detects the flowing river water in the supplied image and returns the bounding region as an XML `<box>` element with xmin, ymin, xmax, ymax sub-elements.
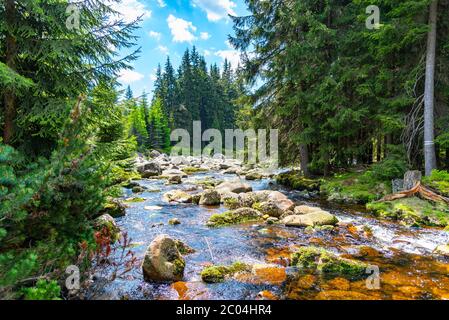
<box><xmin>88</xmin><ymin>171</ymin><xmax>449</xmax><ymax>300</ymax></box>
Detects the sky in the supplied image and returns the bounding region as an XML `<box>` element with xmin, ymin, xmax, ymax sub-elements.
<box><xmin>112</xmin><ymin>0</ymin><xmax>249</xmax><ymax>98</ymax></box>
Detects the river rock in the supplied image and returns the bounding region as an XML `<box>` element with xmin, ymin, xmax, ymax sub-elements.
<box><xmin>149</xmin><ymin>150</ymin><xmax>161</xmax><ymax>158</ymax></box>
<box><xmin>162</xmin><ymin>169</ymin><xmax>188</xmax><ymax>178</ymax></box>
<box><xmin>94</xmin><ymin>214</ymin><xmax>120</xmax><ymax>241</ymax></box>
<box><xmin>245</xmin><ymin>171</ymin><xmax>263</xmax><ymax>180</ymax></box>
<box><xmin>403</xmin><ymin>170</ymin><xmax>422</xmax><ymax>190</ymax></box>
<box><xmin>162</xmin><ymin>190</ymin><xmax>192</xmax><ymax>203</ymax></box>
<box><xmin>142</xmin><ymin>235</ymin><xmax>185</xmax><ymax>282</ymax></box>
<box><xmin>199</xmin><ymin>189</ymin><xmax>221</xmax><ymax>205</ymax></box>
<box><xmin>294</xmin><ymin>205</ymin><xmax>323</xmax><ymax>215</ymax></box>
<box><xmin>282</xmin><ymin>211</ymin><xmax>338</xmax><ymax>227</ymax></box>
<box><xmin>141</xmin><ymin>162</ymin><xmax>162</xmax><ymax>178</ymax></box>
<box><xmin>101</xmin><ymin>199</ymin><xmax>127</xmax><ymax>218</ymax></box>
<box><xmin>215</xmin><ymin>180</ymin><xmax>252</xmax><ymax>194</ymax></box>
<box><xmin>223</xmin><ymin>167</ymin><xmax>242</xmax><ymax>175</ymax></box>
<box><xmin>434</xmin><ymin>244</ymin><xmax>449</xmax><ymax>257</ymax></box>
<box><xmin>167</xmin><ymin>175</ymin><xmax>182</xmax><ymax>184</ymax></box>
<box><xmin>267</xmin><ymin>191</ymin><xmax>295</xmax><ymax>212</ymax></box>
<box><xmin>169</xmin><ymin>218</ymin><xmax>181</xmax><ymax>225</ymax></box>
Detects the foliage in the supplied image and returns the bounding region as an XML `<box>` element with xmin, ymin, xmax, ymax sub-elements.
<box><xmin>230</xmin><ymin>0</ymin><xmax>449</xmax><ymax>173</ymax></box>
<box><xmin>422</xmin><ymin>170</ymin><xmax>449</xmax><ymax>196</ymax></box>
<box><xmin>23</xmin><ymin>280</ymin><xmax>61</xmax><ymax>300</ymax></box>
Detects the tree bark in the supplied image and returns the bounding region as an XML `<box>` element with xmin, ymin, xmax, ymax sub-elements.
<box><xmin>423</xmin><ymin>0</ymin><xmax>438</xmax><ymax>176</ymax></box>
<box><xmin>299</xmin><ymin>144</ymin><xmax>310</xmax><ymax>177</ymax></box>
<box><xmin>3</xmin><ymin>0</ymin><xmax>17</xmax><ymax>145</ymax></box>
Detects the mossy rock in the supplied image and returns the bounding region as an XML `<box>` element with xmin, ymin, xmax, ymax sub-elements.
<box><xmin>124</xmin><ymin>197</ymin><xmax>145</xmax><ymax>203</ymax></box>
<box><xmin>94</xmin><ymin>214</ymin><xmax>121</xmax><ymax>242</ymax></box>
<box><xmin>276</xmin><ymin>171</ymin><xmax>321</xmax><ymax>191</ymax></box>
<box><xmin>201</xmin><ymin>262</ymin><xmax>250</xmax><ymax>283</ymax></box>
<box><xmin>101</xmin><ymin>198</ymin><xmax>126</xmax><ymax>218</ymax></box>
<box><xmin>206</xmin><ymin>208</ymin><xmax>263</xmax><ymax>227</ymax></box>
<box><xmin>290</xmin><ymin>247</ymin><xmax>368</xmax><ymax>280</ymax></box>
<box><xmin>223</xmin><ymin>195</ymin><xmax>240</xmax><ymax>209</ymax></box>
<box><xmin>182</xmin><ymin>167</ymin><xmax>209</xmax><ymax>174</ymax></box>
<box><xmin>367</xmin><ymin>197</ymin><xmax>449</xmax><ymax>227</ymax></box>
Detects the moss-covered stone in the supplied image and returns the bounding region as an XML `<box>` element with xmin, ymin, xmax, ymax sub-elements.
<box><xmin>367</xmin><ymin>197</ymin><xmax>449</xmax><ymax>227</ymax></box>
<box><xmin>124</xmin><ymin>197</ymin><xmax>145</xmax><ymax>203</ymax></box>
<box><xmin>290</xmin><ymin>247</ymin><xmax>368</xmax><ymax>280</ymax></box>
<box><xmin>200</xmin><ymin>262</ymin><xmax>250</xmax><ymax>283</ymax></box>
<box><xmin>276</xmin><ymin>171</ymin><xmax>321</xmax><ymax>191</ymax></box>
<box><xmin>206</xmin><ymin>208</ymin><xmax>263</xmax><ymax>227</ymax></box>
<box><xmin>223</xmin><ymin>195</ymin><xmax>240</xmax><ymax>209</ymax></box>
<box><xmin>94</xmin><ymin>214</ymin><xmax>121</xmax><ymax>242</ymax></box>
<box><xmin>101</xmin><ymin>198</ymin><xmax>126</xmax><ymax>218</ymax></box>
<box><xmin>182</xmin><ymin>167</ymin><xmax>209</xmax><ymax>175</ymax></box>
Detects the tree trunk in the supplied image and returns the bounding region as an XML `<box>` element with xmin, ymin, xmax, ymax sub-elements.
<box><xmin>423</xmin><ymin>0</ymin><xmax>438</xmax><ymax>176</ymax></box>
<box><xmin>299</xmin><ymin>144</ymin><xmax>310</xmax><ymax>177</ymax></box>
<box><xmin>3</xmin><ymin>0</ymin><xmax>17</xmax><ymax>145</ymax></box>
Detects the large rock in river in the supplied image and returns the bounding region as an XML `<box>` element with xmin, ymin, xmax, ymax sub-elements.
<box><xmin>199</xmin><ymin>189</ymin><xmax>221</xmax><ymax>205</ymax></box>
<box><xmin>162</xmin><ymin>190</ymin><xmax>192</xmax><ymax>203</ymax></box>
<box><xmin>215</xmin><ymin>180</ymin><xmax>252</xmax><ymax>194</ymax></box>
<box><xmin>140</xmin><ymin>162</ymin><xmax>162</xmax><ymax>178</ymax></box>
<box><xmin>282</xmin><ymin>210</ymin><xmax>338</xmax><ymax>227</ymax></box>
<box><xmin>142</xmin><ymin>235</ymin><xmax>185</xmax><ymax>282</ymax></box>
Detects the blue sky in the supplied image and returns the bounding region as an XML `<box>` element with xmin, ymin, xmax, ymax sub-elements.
<box><xmin>112</xmin><ymin>0</ymin><xmax>249</xmax><ymax>98</ymax></box>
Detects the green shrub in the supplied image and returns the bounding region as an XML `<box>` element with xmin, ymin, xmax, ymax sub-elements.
<box><xmin>23</xmin><ymin>280</ymin><xmax>61</xmax><ymax>300</ymax></box>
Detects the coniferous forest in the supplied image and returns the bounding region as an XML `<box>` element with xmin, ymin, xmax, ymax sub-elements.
<box><xmin>1</xmin><ymin>0</ymin><xmax>449</xmax><ymax>304</ymax></box>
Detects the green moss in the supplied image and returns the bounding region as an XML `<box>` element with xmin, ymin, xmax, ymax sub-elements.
<box><xmin>201</xmin><ymin>262</ymin><xmax>250</xmax><ymax>283</ymax></box>
<box><xmin>175</xmin><ymin>240</ymin><xmax>195</xmax><ymax>255</ymax></box>
<box><xmin>276</xmin><ymin>171</ymin><xmax>321</xmax><ymax>191</ymax></box>
<box><xmin>320</xmin><ymin>170</ymin><xmax>390</xmax><ymax>204</ymax></box>
<box><xmin>182</xmin><ymin>167</ymin><xmax>209</xmax><ymax>174</ymax></box>
<box><xmin>206</xmin><ymin>208</ymin><xmax>262</xmax><ymax>227</ymax></box>
<box><xmin>192</xmin><ymin>178</ymin><xmax>223</xmax><ymax>188</ymax></box>
<box><xmin>173</xmin><ymin>258</ymin><xmax>186</xmax><ymax>277</ymax></box>
<box><xmin>290</xmin><ymin>246</ymin><xmax>368</xmax><ymax>280</ymax></box>
<box><xmin>367</xmin><ymin>197</ymin><xmax>449</xmax><ymax>227</ymax></box>
<box><xmin>101</xmin><ymin>199</ymin><xmax>126</xmax><ymax>218</ymax></box>
<box><xmin>223</xmin><ymin>196</ymin><xmax>240</xmax><ymax>209</ymax></box>
<box><xmin>124</xmin><ymin>197</ymin><xmax>145</xmax><ymax>203</ymax></box>
<box><xmin>111</xmin><ymin>166</ymin><xmax>141</xmax><ymax>185</ymax></box>
<box><xmin>423</xmin><ymin>170</ymin><xmax>449</xmax><ymax>197</ymax></box>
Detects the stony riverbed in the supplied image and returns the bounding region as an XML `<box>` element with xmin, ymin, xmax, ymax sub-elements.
<box><xmin>86</xmin><ymin>154</ymin><xmax>449</xmax><ymax>300</ymax></box>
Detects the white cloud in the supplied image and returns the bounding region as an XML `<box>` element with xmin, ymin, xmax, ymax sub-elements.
<box><xmin>110</xmin><ymin>0</ymin><xmax>151</xmax><ymax>23</ymax></box>
<box><xmin>200</xmin><ymin>32</ymin><xmax>211</xmax><ymax>40</ymax></box>
<box><xmin>167</xmin><ymin>14</ymin><xmax>197</xmax><ymax>43</ymax></box>
<box><xmin>157</xmin><ymin>45</ymin><xmax>169</xmax><ymax>54</ymax></box>
<box><xmin>192</xmin><ymin>0</ymin><xmax>237</xmax><ymax>22</ymax></box>
<box><xmin>215</xmin><ymin>49</ymin><xmax>241</xmax><ymax>69</ymax></box>
<box><xmin>150</xmin><ymin>73</ymin><xmax>158</xmax><ymax>81</ymax></box>
<box><xmin>203</xmin><ymin>49</ymin><xmax>211</xmax><ymax>56</ymax></box>
<box><xmin>156</xmin><ymin>0</ymin><xmax>166</xmax><ymax>8</ymax></box>
<box><xmin>149</xmin><ymin>30</ymin><xmax>161</xmax><ymax>41</ymax></box>
<box><xmin>118</xmin><ymin>69</ymin><xmax>145</xmax><ymax>84</ymax></box>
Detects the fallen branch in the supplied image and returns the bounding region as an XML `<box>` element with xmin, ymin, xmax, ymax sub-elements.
<box><xmin>378</xmin><ymin>181</ymin><xmax>449</xmax><ymax>205</ymax></box>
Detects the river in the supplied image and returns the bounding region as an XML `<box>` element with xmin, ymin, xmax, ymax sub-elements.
<box><xmin>87</xmin><ymin>170</ymin><xmax>449</xmax><ymax>300</ymax></box>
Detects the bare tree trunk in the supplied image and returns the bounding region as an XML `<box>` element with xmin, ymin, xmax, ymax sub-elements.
<box><xmin>299</xmin><ymin>144</ymin><xmax>310</xmax><ymax>177</ymax></box>
<box><xmin>423</xmin><ymin>0</ymin><xmax>438</xmax><ymax>176</ymax></box>
<box><xmin>3</xmin><ymin>0</ymin><xmax>17</xmax><ymax>145</ymax></box>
